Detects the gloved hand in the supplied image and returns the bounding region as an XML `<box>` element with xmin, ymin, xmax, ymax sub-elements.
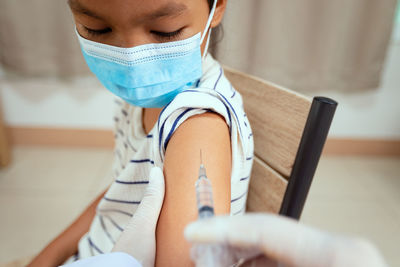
<box><xmin>184</xmin><ymin>213</ymin><xmax>388</xmax><ymax>267</ymax></box>
<box><xmin>112</xmin><ymin>167</ymin><xmax>165</xmax><ymax>267</ymax></box>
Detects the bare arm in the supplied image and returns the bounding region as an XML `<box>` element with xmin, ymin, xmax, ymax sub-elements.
<box><xmin>27</xmin><ymin>190</ymin><xmax>106</xmax><ymax>267</ymax></box>
<box><xmin>155</xmin><ymin>112</ymin><xmax>232</xmax><ymax>266</ymax></box>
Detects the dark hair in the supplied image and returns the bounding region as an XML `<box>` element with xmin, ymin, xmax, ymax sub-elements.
<box><xmin>207</xmin><ymin>0</ymin><xmax>214</xmax><ymax>8</ymax></box>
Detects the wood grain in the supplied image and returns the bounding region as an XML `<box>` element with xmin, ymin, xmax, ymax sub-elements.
<box><xmin>224</xmin><ymin>66</ymin><xmax>312</xmax><ymax>178</ymax></box>
<box><xmin>0</xmin><ymin>107</ymin><xmax>11</xmax><ymax>167</ymax></box>
<box><xmin>246</xmin><ymin>156</ymin><xmax>288</xmax><ymax>213</ymax></box>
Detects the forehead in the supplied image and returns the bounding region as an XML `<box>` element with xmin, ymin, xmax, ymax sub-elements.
<box><xmin>68</xmin><ymin>0</ymin><xmax>198</xmax><ymax>21</ymax></box>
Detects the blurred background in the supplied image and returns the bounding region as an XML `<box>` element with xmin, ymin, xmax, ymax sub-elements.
<box><xmin>0</xmin><ymin>0</ymin><xmax>399</xmax><ymax>266</ymax></box>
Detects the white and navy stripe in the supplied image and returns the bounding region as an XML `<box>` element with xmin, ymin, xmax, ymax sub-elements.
<box><xmin>71</xmin><ymin>54</ymin><xmax>253</xmax><ymax>262</ymax></box>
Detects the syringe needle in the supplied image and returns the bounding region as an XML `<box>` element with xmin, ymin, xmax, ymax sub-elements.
<box><xmin>200</xmin><ymin>149</ymin><xmax>203</xmax><ymax>165</ymax></box>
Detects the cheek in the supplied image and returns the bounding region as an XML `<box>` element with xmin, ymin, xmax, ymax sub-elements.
<box><xmin>185</xmin><ymin>1</ymin><xmax>212</xmax><ymax>55</ymax></box>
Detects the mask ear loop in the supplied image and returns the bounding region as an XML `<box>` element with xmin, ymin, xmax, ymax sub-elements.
<box><xmin>202</xmin><ymin>29</ymin><xmax>212</xmax><ymax>59</ymax></box>
<box><xmin>200</xmin><ymin>0</ymin><xmax>218</xmax><ymax>59</ymax></box>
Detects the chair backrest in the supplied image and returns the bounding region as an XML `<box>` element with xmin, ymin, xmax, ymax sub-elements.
<box><xmin>224</xmin><ymin>66</ymin><xmax>337</xmax><ymax>219</ymax></box>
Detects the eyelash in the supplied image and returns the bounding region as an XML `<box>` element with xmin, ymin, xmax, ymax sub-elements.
<box><xmin>83</xmin><ymin>26</ymin><xmax>112</xmax><ymax>36</ymax></box>
<box><xmin>151</xmin><ymin>28</ymin><xmax>184</xmax><ymax>41</ymax></box>
<box><xmin>82</xmin><ymin>26</ymin><xmax>183</xmax><ymax>41</ymax></box>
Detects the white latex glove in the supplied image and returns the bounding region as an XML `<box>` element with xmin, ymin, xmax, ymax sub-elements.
<box><xmin>111</xmin><ymin>167</ymin><xmax>165</xmax><ymax>267</ymax></box>
<box><xmin>184</xmin><ymin>213</ymin><xmax>388</xmax><ymax>267</ymax></box>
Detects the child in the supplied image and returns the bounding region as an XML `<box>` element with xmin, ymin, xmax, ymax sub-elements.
<box><xmin>28</xmin><ymin>0</ymin><xmax>253</xmax><ymax>266</ymax></box>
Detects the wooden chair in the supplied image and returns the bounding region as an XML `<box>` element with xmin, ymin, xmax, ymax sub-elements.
<box><xmin>0</xmin><ymin>104</ymin><xmax>11</xmax><ymax>167</ymax></box>
<box><xmin>224</xmin><ymin>66</ymin><xmax>337</xmax><ymax>220</ymax></box>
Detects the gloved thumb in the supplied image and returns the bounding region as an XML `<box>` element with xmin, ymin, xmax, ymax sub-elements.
<box><xmin>112</xmin><ymin>166</ymin><xmax>165</xmax><ymax>259</ymax></box>
<box><xmin>130</xmin><ymin>166</ymin><xmax>165</xmax><ymax>226</ymax></box>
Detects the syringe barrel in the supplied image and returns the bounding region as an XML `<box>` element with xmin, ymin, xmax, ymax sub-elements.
<box><xmin>195</xmin><ymin>174</ymin><xmax>215</xmax><ymax>219</ymax></box>
<box><xmin>192</xmin><ymin>164</ymin><xmax>229</xmax><ymax>267</ymax></box>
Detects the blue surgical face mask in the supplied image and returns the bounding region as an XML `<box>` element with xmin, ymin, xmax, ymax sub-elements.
<box><xmin>77</xmin><ymin>0</ymin><xmax>218</xmax><ymax>108</ymax></box>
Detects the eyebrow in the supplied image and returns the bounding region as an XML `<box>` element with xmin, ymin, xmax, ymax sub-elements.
<box><xmin>68</xmin><ymin>0</ymin><xmax>187</xmax><ymax>21</ymax></box>
<box><xmin>67</xmin><ymin>0</ymin><xmax>104</xmax><ymax>20</ymax></box>
<box><xmin>144</xmin><ymin>2</ymin><xmax>188</xmax><ymax>20</ymax></box>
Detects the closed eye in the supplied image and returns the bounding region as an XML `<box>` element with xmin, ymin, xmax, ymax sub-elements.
<box><xmin>150</xmin><ymin>28</ymin><xmax>184</xmax><ymax>41</ymax></box>
<box><xmin>83</xmin><ymin>26</ymin><xmax>112</xmax><ymax>36</ymax></box>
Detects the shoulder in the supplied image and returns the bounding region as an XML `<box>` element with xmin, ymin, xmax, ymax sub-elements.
<box><xmin>165</xmin><ymin>111</ymin><xmax>229</xmax><ymax>150</ymax></box>
<box><xmin>152</xmin><ymin>55</ymin><xmax>253</xmax><ymax>164</ymax></box>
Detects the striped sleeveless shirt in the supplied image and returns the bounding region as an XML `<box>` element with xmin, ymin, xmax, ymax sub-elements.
<box><xmin>72</xmin><ymin>54</ymin><xmax>254</xmax><ymax>260</ymax></box>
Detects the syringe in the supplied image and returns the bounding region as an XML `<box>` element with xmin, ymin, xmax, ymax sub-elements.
<box><xmin>192</xmin><ymin>150</ymin><xmax>227</xmax><ymax>267</ymax></box>
<box><xmin>195</xmin><ymin>151</ymin><xmax>214</xmax><ymax>219</ymax></box>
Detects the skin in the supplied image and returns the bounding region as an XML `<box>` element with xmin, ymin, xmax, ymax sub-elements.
<box><xmin>28</xmin><ymin>0</ymin><xmax>229</xmax><ymax>266</ymax></box>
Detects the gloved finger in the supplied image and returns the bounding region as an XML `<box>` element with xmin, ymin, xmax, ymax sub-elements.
<box><xmin>184</xmin><ymin>213</ymin><xmax>334</xmax><ymax>267</ymax></box>
<box><xmin>191</xmin><ymin>243</ymin><xmax>239</xmax><ymax>267</ymax></box>
<box><xmin>185</xmin><ymin>214</ymin><xmax>387</xmax><ymax>267</ymax></box>
<box><xmin>184</xmin><ymin>213</ymin><xmax>291</xmax><ymax>246</ymax></box>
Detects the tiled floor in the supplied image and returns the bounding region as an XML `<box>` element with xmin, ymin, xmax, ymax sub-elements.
<box><xmin>0</xmin><ymin>146</ymin><xmax>114</xmax><ymax>265</ymax></box>
<box><xmin>0</xmin><ymin>146</ymin><xmax>399</xmax><ymax>266</ymax></box>
<box><xmin>301</xmin><ymin>156</ymin><xmax>400</xmax><ymax>267</ymax></box>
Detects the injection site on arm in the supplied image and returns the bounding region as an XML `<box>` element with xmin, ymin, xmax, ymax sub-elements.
<box><xmin>155</xmin><ymin>112</ymin><xmax>232</xmax><ymax>266</ymax></box>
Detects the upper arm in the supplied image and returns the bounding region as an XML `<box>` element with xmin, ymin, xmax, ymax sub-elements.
<box><xmin>155</xmin><ymin>112</ymin><xmax>232</xmax><ymax>267</ymax></box>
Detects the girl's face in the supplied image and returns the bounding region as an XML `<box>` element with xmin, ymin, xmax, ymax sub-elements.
<box><xmin>68</xmin><ymin>0</ymin><xmax>225</xmax><ymax>54</ymax></box>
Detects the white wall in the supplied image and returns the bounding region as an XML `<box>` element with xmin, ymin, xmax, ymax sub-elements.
<box><xmin>0</xmin><ymin>75</ymin><xmax>114</xmax><ymax>129</ymax></box>
<box><xmin>308</xmin><ymin>37</ymin><xmax>400</xmax><ymax>139</ymax></box>
<box><xmin>326</xmin><ymin>16</ymin><xmax>400</xmax><ymax>139</ymax></box>
<box><xmin>1</xmin><ymin>27</ymin><xmax>399</xmax><ymax>139</ymax></box>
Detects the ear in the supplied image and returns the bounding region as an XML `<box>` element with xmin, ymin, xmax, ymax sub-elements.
<box><xmin>210</xmin><ymin>0</ymin><xmax>227</xmax><ymax>28</ymax></box>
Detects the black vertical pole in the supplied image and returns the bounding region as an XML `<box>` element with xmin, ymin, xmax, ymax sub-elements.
<box><xmin>279</xmin><ymin>97</ymin><xmax>338</xmax><ymax>220</ymax></box>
